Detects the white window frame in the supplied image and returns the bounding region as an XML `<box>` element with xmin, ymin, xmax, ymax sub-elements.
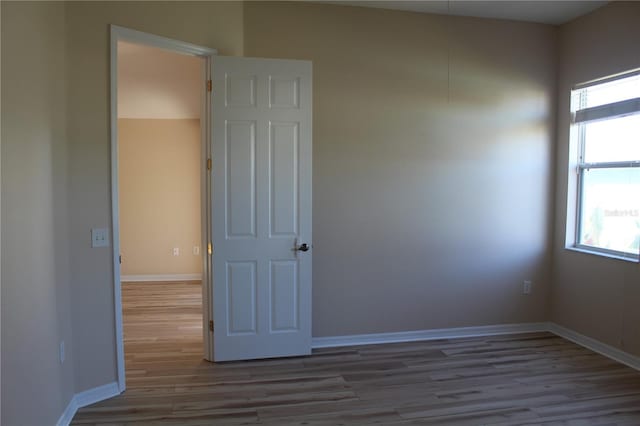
<box><xmin>568</xmin><ymin>69</ymin><xmax>640</xmax><ymax>262</ymax></box>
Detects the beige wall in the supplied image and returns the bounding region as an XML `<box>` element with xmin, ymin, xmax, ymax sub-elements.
<box><xmin>65</xmin><ymin>0</ymin><xmax>243</xmax><ymax>393</ymax></box>
<box><xmin>1</xmin><ymin>2</ymin><xmax>75</xmax><ymax>425</ymax></box>
<box><xmin>7</xmin><ymin>2</ymin><xmax>639</xmax><ymax>423</ymax></box>
<box><xmin>119</xmin><ymin>119</ymin><xmax>202</xmax><ymax>277</ymax></box>
<box><xmin>245</xmin><ymin>2</ymin><xmax>557</xmax><ymax>337</ymax></box>
<box><xmin>551</xmin><ymin>2</ymin><xmax>640</xmax><ymax>357</ymax></box>
<box><xmin>118</xmin><ymin>42</ymin><xmax>203</xmax><ymax>119</ymax></box>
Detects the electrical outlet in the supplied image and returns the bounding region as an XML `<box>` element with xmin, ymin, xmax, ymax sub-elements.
<box><xmin>523</xmin><ymin>280</ymin><xmax>532</xmax><ymax>295</ymax></box>
<box><xmin>193</xmin><ymin>246</ymin><xmax>200</xmax><ymax>255</ymax></box>
<box><xmin>173</xmin><ymin>247</ymin><xmax>180</xmax><ymax>256</ymax></box>
<box><xmin>59</xmin><ymin>341</ymin><xmax>65</xmax><ymax>364</ymax></box>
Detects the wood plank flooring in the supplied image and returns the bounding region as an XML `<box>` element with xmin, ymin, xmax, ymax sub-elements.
<box><xmin>72</xmin><ymin>281</ymin><xmax>640</xmax><ymax>425</ymax></box>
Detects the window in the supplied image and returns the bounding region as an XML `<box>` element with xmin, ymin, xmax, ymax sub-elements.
<box><xmin>570</xmin><ymin>70</ymin><xmax>640</xmax><ymax>260</ymax></box>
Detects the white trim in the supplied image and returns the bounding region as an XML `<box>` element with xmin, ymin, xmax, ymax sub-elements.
<box><xmin>573</xmin><ymin>67</ymin><xmax>640</xmax><ymax>90</ymax></box>
<box><xmin>201</xmin><ymin>55</ymin><xmax>214</xmax><ymax>362</ymax></box>
<box><xmin>56</xmin><ymin>382</ymin><xmax>120</xmax><ymax>426</ymax></box>
<box><xmin>56</xmin><ymin>399</ymin><xmax>77</xmax><ymax>426</ymax></box>
<box><xmin>121</xmin><ymin>274</ymin><xmax>202</xmax><ymax>282</ymax></box>
<box><xmin>566</xmin><ymin>245</ymin><xmax>639</xmax><ymax>263</ymax></box>
<box><xmin>109</xmin><ymin>25</ymin><xmax>126</xmax><ymax>394</ymax></box>
<box><xmin>548</xmin><ymin>323</ymin><xmax>640</xmax><ymax>372</ymax></box>
<box><xmin>110</xmin><ymin>24</ymin><xmax>217</xmax><ymax>393</ymax></box>
<box><xmin>312</xmin><ymin>322</ymin><xmax>550</xmax><ymax>349</ymax></box>
<box><xmin>110</xmin><ymin>25</ymin><xmax>217</xmax><ymax>57</ymax></box>
<box><xmin>73</xmin><ymin>382</ymin><xmax>121</xmax><ymax>410</ymax></box>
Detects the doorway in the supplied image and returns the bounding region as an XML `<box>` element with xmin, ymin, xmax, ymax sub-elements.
<box><xmin>110</xmin><ymin>26</ymin><xmax>216</xmax><ymax>392</ymax></box>
<box><xmin>110</xmin><ymin>26</ymin><xmax>314</xmax><ymax>393</ymax></box>
<box><xmin>118</xmin><ymin>40</ymin><xmax>205</xmax><ymax>386</ymax></box>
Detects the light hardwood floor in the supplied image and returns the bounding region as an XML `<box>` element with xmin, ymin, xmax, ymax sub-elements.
<box><xmin>72</xmin><ymin>281</ymin><xmax>640</xmax><ymax>425</ymax></box>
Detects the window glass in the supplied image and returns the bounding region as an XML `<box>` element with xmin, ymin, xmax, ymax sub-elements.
<box><xmin>579</xmin><ymin>167</ymin><xmax>640</xmax><ymax>255</ymax></box>
<box><xmin>583</xmin><ymin>114</ymin><xmax>640</xmax><ymax>163</ymax></box>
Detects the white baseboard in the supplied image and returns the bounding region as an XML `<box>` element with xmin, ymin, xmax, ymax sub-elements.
<box><xmin>57</xmin><ymin>382</ymin><xmax>120</xmax><ymax>426</ymax></box>
<box><xmin>56</xmin><ymin>399</ymin><xmax>78</xmax><ymax>426</ymax></box>
<box><xmin>548</xmin><ymin>323</ymin><xmax>640</xmax><ymax>371</ymax></box>
<box><xmin>120</xmin><ymin>273</ymin><xmax>202</xmax><ymax>282</ymax></box>
<box><xmin>312</xmin><ymin>322</ymin><xmax>551</xmax><ymax>349</ymax></box>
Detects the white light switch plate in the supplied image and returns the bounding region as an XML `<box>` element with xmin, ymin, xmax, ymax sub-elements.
<box><xmin>91</xmin><ymin>228</ymin><xmax>110</xmax><ymax>248</ymax></box>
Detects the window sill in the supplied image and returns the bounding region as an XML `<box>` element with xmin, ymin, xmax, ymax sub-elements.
<box><xmin>565</xmin><ymin>246</ymin><xmax>639</xmax><ymax>263</ymax></box>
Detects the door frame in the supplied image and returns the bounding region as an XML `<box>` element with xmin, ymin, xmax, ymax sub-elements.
<box><xmin>109</xmin><ymin>25</ymin><xmax>217</xmax><ymax>392</ymax></box>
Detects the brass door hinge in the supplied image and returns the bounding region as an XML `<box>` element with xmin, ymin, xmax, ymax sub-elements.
<box><xmin>207</xmin><ymin>80</ymin><xmax>212</xmax><ymax>92</ymax></box>
<box><xmin>209</xmin><ymin>320</ymin><xmax>214</xmax><ymax>332</ymax></box>
<box><xmin>207</xmin><ymin>158</ymin><xmax>212</xmax><ymax>171</ymax></box>
<box><xmin>207</xmin><ymin>243</ymin><xmax>213</xmax><ymax>255</ymax></box>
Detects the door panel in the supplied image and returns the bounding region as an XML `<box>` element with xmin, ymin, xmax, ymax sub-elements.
<box><xmin>212</xmin><ymin>56</ymin><xmax>312</xmax><ymax>361</ymax></box>
<box><xmin>270</xmin><ymin>260</ymin><xmax>299</xmax><ymax>332</ymax></box>
<box><xmin>270</xmin><ymin>122</ymin><xmax>298</xmax><ymax>236</ymax></box>
<box><xmin>227</xmin><ymin>261</ymin><xmax>257</xmax><ymax>335</ymax></box>
<box><xmin>226</xmin><ymin>75</ymin><xmax>256</xmax><ymax>107</ymax></box>
<box><xmin>269</xmin><ymin>77</ymin><xmax>299</xmax><ymax>108</ymax></box>
<box><xmin>226</xmin><ymin>120</ymin><xmax>256</xmax><ymax>238</ymax></box>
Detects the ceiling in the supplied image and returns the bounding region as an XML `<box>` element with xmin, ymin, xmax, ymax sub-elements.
<box><xmin>321</xmin><ymin>1</ymin><xmax>608</xmax><ymax>25</ymax></box>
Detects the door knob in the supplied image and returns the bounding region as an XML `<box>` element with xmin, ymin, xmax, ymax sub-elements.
<box><xmin>296</xmin><ymin>243</ymin><xmax>310</xmax><ymax>252</ymax></box>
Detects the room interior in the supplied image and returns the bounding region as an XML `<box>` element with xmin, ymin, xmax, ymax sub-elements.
<box><xmin>117</xmin><ymin>41</ymin><xmax>204</xmax><ymax>285</ymax></box>
<box><xmin>1</xmin><ymin>1</ymin><xmax>640</xmax><ymax>425</ymax></box>
<box><xmin>117</xmin><ymin>41</ymin><xmax>206</xmax><ymax>374</ymax></box>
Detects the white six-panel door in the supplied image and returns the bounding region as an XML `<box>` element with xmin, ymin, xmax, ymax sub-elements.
<box><xmin>211</xmin><ymin>56</ymin><xmax>312</xmax><ymax>361</ymax></box>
